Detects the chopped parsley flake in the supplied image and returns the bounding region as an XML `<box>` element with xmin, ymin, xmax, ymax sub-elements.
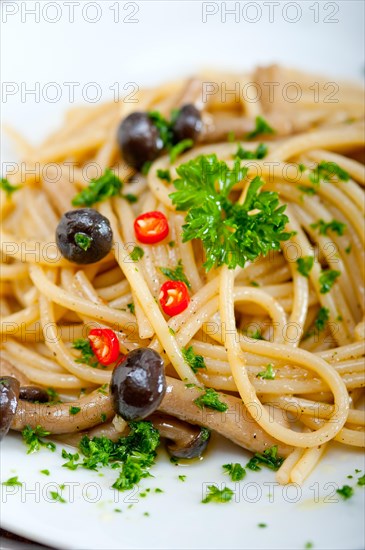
<box><xmin>49</xmin><ymin>490</ymin><xmax>66</xmax><ymax>503</ymax></box>
<box><xmin>178</xmin><ymin>475</ymin><xmax>186</xmax><ymax>482</ymax></box>
<box><xmin>40</xmin><ymin>469</ymin><xmax>50</xmax><ymax>476</ymax></box>
<box><xmin>202</xmin><ymin>485</ymin><xmax>234</xmax><ymax>504</ymax></box>
<box><xmin>69</xmin><ymin>406</ymin><xmax>81</xmax><ymax>415</ymax></box>
<box><xmin>74</xmin><ymin>232</ymin><xmax>92</xmax><ymax>251</ymax></box>
<box><xmin>345</xmin><ymin>244</ymin><xmax>352</xmax><ymax>254</ymax></box>
<box><xmin>223</xmin><ymin>463</ymin><xmax>246</xmax><ymax>481</ymax></box>
<box><xmin>305</xmin><ymin>543</ymin><xmax>314</xmax><ymax>549</ymax></box>
<box><xmin>296</xmin><ymin>256</ymin><xmax>314</xmax><ymax>278</ymax></box>
<box><xmin>127</xmin><ymin>302</ymin><xmax>135</xmax><ymax>314</ymax></box>
<box><xmin>233</xmin><ymin>143</ymin><xmax>268</xmax><ymax>160</ymax></box>
<box><xmin>130</xmin><ymin>246</ymin><xmax>144</xmax><ymax>262</ymax></box>
<box><xmin>170</xmin><ymin>139</ymin><xmax>194</xmax><ymax>163</ymax></box>
<box><xmin>0</xmin><ymin>178</ymin><xmax>20</xmax><ymax>197</ymax></box>
<box><xmin>72</xmin><ymin>168</ymin><xmax>122</xmax><ymax>207</ymax></box>
<box><xmin>256</xmin><ymin>363</ymin><xmax>275</xmax><ymax>380</ymax></box>
<box><xmin>357</xmin><ymin>474</ymin><xmax>365</xmax><ymax>486</ymax></box>
<box><xmin>258</xmin><ymin>523</ymin><xmax>267</xmax><ymax>528</ymax></box>
<box><xmin>157</xmin><ymin>169</ymin><xmax>171</xmax><ymax>182</ymax></box>
<box><xmin>310</xmin><ymin>219</ymin><xmax>346</xmax><ymax>236</ymax></box>
<box><xmin>247</xmin><ymin>116</ymin><xmax>275</xmax><ymax>139</ymax></box>
<box><xmin>97</xmin><ymin>384</ymin><xmax>108</xmax><ymax>395</ymax></box>
<box><xmin>170</xmin><ymin>155</ymin><xmax>292</xmax><ymax>271</ymax></box>
<box><xmin>123</xmin><ymin>193</ymin><xmax>138</xmax><ymax>204</ymax></box>
<box><xmin>22</xmin><ymin>425</ymin><xmax>56</xmax><ymax>454</ymax></box>
<box><xmin>72</xmin><ymin>338</ymin><xmax>98</xmax><ymax>367</ymax></box>
<box><xmin>319</xmin><ymin>270</ymin><xmax>341</xmax><ymax>294</ymax></box>
<box><xmin>297</xmin><ymin>185</ymin><xmax>317</xmax><ymax>196</ymax></box>
<box><xmin>315</xmin><ymin>307</ymin><xmax>330</xmax><ymax>331</ymax></box>
<box><xmin>336</xmin><ymin>485</ymin><xmax>354</xmax><ymax>500</ymax></box>
<box><xmin>246</xmin><ymin>445</ymin><xmax>284</xmax><ymax>471</ymax></box>
<box><xmin>308</xmin><ymin>162</ymin><xmax>349</xmax><ymax>185</ymax></box>
<box><xmin>194</xmin><ymin>388</ymin><xmax>228</xmax><ymax>412</ymax></box>
<box><xmin>101</xmin><ymin>413</ymin><xmax>107</xmax><ymax>423</ymax></box>
<box><xmin>159</xmin><ymin>260</ymin><xmax>191</xmax><ymax>288</ymax></box>
<box><xmin>2</xmin><ymin>476</ymin><xmax>22</xmax><ymax>487</ymax></box>
<box><xmin>182</xmin><ymin>346</ymin><xmax>206</xmax><ymax>374</ymax></box>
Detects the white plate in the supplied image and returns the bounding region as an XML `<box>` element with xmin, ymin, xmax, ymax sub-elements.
<box><xmin>1</xmin><ymin>1</ymin><xmax>364</xmax><ymax>548</ymax></box>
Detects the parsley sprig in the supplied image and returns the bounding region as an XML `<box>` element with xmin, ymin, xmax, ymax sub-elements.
<box><xmin>170</xmin><ymin>155</ymin><xmax>293</xmax><ymax>271</ymax></box>
<box><xmin>72</xmin><ymin>169</ymin><xmax>122</xmax><ymax>207</ymax></box>
<box><xmin>202</xmin><ymin>485</ymin><xmax>234</xmax><ymax>504</ymax></box>
<box><xmin>22</xmin><ymin>425</ymin><xmax>56</xmax><ymax>454</ymax></box>
<box><xmin>223</xmin><ymin>463</ymin><xmax>246</xmax><ymax>481</ymax></box>
<box><xmin>246</xmin><ymin>445</ymin><xmax>284</xmax><ymax>471</ymax></box>
<box><xmin>182</xmin><ymin>346</ymin><xmax>207</xmax><ymax>374</ymax></box>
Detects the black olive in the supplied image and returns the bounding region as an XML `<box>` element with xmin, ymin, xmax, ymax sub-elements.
<box><xmin>111</xmin><ymin>348</ymin><xmax>166</xmax><ymax>421</ymax></box>
<box><xmin>19</xmin><ymin>386</ymin><xmax>50</xmax><ymax>403</ymax></box>
<box><xmin>117</xmin><ymin>113</ymin><xmax>164</xmax><ymax>170</ymax></box>
<box><xmin>172</xmin><ymin>104</ymin><xmax>202</xmax><ymax>143</ymax></box>
<box><xmin>56</xmin><ymin>208</ymin><xmax>113</xmax><ymax>264</ymax></box>
<box><xmin>0</xmin><ymin>376</ymin><xmax>19</xmax><ymax>441</ymax></box>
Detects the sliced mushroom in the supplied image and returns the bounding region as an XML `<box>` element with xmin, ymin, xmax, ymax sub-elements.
<box><xmin>0</xmin><ymin>376</ymin><xmax>20</xmax><ymax>440</ymax></box>
<box><xmin>149</xmin><ymin>413</ymin><xmax>210</xmax><ymax>459</ymax></box>
<box><xmin>19</xmin><ymin>386</ymin><xmax>50</xmax><ymax>403</ymax></box>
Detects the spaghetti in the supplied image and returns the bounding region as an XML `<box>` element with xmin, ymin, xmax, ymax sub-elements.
<box><xmin>1</xmin><ymin>65</ymin><xmax>364</xmax><ymax>485</ymax></box>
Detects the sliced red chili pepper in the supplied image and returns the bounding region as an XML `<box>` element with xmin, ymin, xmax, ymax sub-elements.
<box><xmin>88</xmin><ymin>328</ymin><xmax>120</xmax><ymax>366</ymax></box>
<box><xmin>159</xmin><ymin>280</ymin><xmax>190</xmax><ymax>316</ymax></box>
<box><xmin>134</xmin><ymin>211</ymin><xmax>169</xmax><ymax>244</ymax></box>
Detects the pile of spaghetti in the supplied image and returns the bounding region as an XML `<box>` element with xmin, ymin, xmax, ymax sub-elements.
<box><xmin>1</xmin><ymin>65</ymin><xmax>364</xmax><ymax>485</ymax></box>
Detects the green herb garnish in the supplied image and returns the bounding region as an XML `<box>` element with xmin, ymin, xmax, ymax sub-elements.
<box><xmin>2</xmin><ymin>476</ymin><xmax>22</xmax><ymax>486</ymax></box>
<box><xmin>357</xmin><ymin>474</ymin><xmax>365</xmax><ymax>486</ymax></box>
<box><xmin>194</xmin><ymin>388</ymin><xmax>228</xmax><ymax>412</ymax></box>
<box><xmin>223</xmin><ymin>463</ymin><xmax>246</xmax><ymax>481</ymax></box>
<box><xmin>72</xmin><ymin>168</ymin><xmax>122</xmax><ymax>206</ymax></box>
<box><xmin>72</xmin><ymin>338</ymin><xmax>98</xmax><ymax>367</ymax></box>
<box><xmin>202</xmin><ymin>485</ymin><xmax>234</xmax><ymax>504</ymax></box>
<box><xmin>336</xmin><ymin>485</ymin><xmax>354</xmax><ymax>500</ymax></box>
<box><xmin>297</xmin><ymin>185</ymin><xmax>317</xmax><ymax>195</ymax></box>
<box><xmin>296</xmin><ymin>256</ymin><xmax>314</xmax><ymax>278</ymax></box>
<box><xmin>182</xmin><ymin>346</ymin><xmax>206</xmax><ymax>374</ymax></box>
<box><xmin>49</xmin><ymin>490</ymin><xmax>66</xmax><ymax>503</ymax></box>
<box><xmin>233</xmin><ymin>143</ymin><xmax>268</xmax><ymax>160</ymax></box>
<box><xmin>246</xmin><ymin>445</ymin><xmax>284</xmax><ymax>471</ymax></box>
<box><xmin>74</xmin><ymin>232</ymin><xmax>92</xmax><ymax>251</ymax></box>
<box><xmin>127</xmin><ymin>302</ymin><xmax>135</xmax><ymax>314</ymax></box>
<box><xmin>156</xmin><ymin>169</ymin><xmax>171</xmax><ymax>182</ymax></box>
<box><xmin>170</xmin><ymin>139</ymin><xmax>194</xmax><ymax>163</ymax></box>
<box><xmin>130</xmin><ymin>246</ymin><xmax>144</xmax><ymax>262</ymax></box>
<box><xmin>0</xmin><ymin>178</ymin><xmax>20</xmax><ymax>197</ymax></box>
<box><xmin>319</xmin><ymin>270</ymin><xmax>341</xmax><ymax>294</ymax></box>
<box><xmin>258</xmin><ymin>523</ymin><xmax>267</xmax><ymax>528</ymax></box>
<box><xmin>159</xmin><ymin>260</ymin><xmax>191</xmax><ymax>288</ymax></box>
<box><xmin>123</xmin><ymin>193</ymin><xmax>138</xmax><ymax>204</ymax></box>
<box><xmin>22</xmin><ymin>425</ymin><xmax>56</xmax><ymax>454</ymax></box>
<box><xmin>40</xmin><ymin>470</ymin><xmax>50</xmax><ymax>476</ymax></box>
<box><xmin>256</xmin><ymin>363</ymin><xmax>275</xmax><ymax>380</ymax></box>
<box><xmin>178</xmin><ymin>475</ymin><xmax>186</xmax><ymax>482</ymax></box>
<box><xmin>310</xmin><ymin>219</ymin><xmax>346</xmax><ymax>236</ymax></box>
<box><xmin>69</xmin><ymin>406</ymin><xmax>81</xmax><ymax>415</ymax></box>
<box><xmin>308</xmin><ymin>162</ymin><xmax>349</xmax><ymax>185</ymax></box>
<box><xmin>247</xmin><ymin>116</ymin><xmax>275</xmax><ymax>139</ymax></box>
<box><xmin>170</xmin><ymin>155</ymin><xmax>292</xmax><ymax>271</ymax></box>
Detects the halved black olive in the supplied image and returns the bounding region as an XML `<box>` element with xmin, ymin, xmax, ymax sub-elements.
<box><xmin>172</xmin><ymin>104</ymin><xmax>202</xmax><ymax>143</ymax></box>
<box><xmin>111</xmin><ymin>348</ymin><xmax>166</xmax><ymax>421</ymax></box>
<box><xmin>0</xmin><ymin>376</ymin><xmax>20</xmax><ymax>440</ymax></box>
<box><xmin>56</xmin><ymin>208</ymin><xmax>113</xmax><ymax>264</ymax></box>
<box><xmin>117</xmin><ymin>113</ymin><xmax>164</xmax><ymax>170</ymax></box>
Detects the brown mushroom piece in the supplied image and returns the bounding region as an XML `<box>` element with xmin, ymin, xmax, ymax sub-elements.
<box><xmin>149</xmin><ymin>413</ymin><xmax>210</xmax><ymax>459</ymax></box>
<box><xmin>0</xmin><ymin>376</ymin><xmax>20</xmax><ymax>441</ymax></box>
<box><xmin>19</xmin><ymin>386</ymin><xmax>50</xmax><ymax>403</ymax></box>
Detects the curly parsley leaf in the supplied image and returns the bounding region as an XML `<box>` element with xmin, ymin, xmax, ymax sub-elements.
<box><xmin>336</xmin><ymin>485</ymin><xmax>354</xmax><ymax>500</ymax></box>
<box><xmin>247</xmin><ymin>116</ymin><xmax>275</xmax><ymax>139</ymax></box>
<box><xmin>296</xmin><ymin>256</ymin><xmax>314</xmax><ymax>277</ymax></box>
<box><xmin>246</xmin><ymin>445</ymin><xmax>284</xmax><ymax>472</ymax></box>
<box><xmin>194</xmin><ymin>388</ymin><xmax>228</xmax><ymax>412</ymax></box>
<box><xmin>72</xmin><ymin>169</ymin><xmax>122</xmax><ymax>207</ymax></box>
<box><xmin>1</xmin><ymin>178</ymin><xmax>20</xmax><ymax>197</ymax></box>
<box><xmin>256</xmin><ymin>363</ymin><xmax>275</xmax><ymax>380</ymax></box>
<box><xmin>310</xmin><ymin>219</ymin><xmax>346</xmax><ymax>236</ymax></box>
<box><xmin>159</xmin><ymin>260</ymin><xmax>191</xmax><ymax>288</ymax></box>
<box><xmin>22</xmin><ymin>425</ymin><xmax>56</xmax><ymax>454</ymax></box>
<box><xmin>202</xmin><ymin>485</ymin><xmax>234</xmax><ymax>504</ymax></box>
<box><xmin>223</xmin><ymin>463</ymin><xmax>246</xmax><ymax>481</ymax></box>
<box><xmin>319</xmin><ymin>270</ymin><xmax>341</xmax><ymax>294</ymax></box>
<box><xmin>72</xmin><ymin>338</ymin><xmax>98</xmax><ymax>368</ymax></box>
<box><xmin>233</xmin><ymin>143</ymin><xmax>268</xmax><ymax>160</ymax></box>
<box><xmin>74</xmin><ymin>232</ymin><xmax>92</xmax><ymax>251</ymax></box>
<box><xmin>170</xmin><ymin>155</ymin><xmax>292</xmax><ymax>271</ymax></box>
<box><xmin>156</xmin><ymin>169</ymin><xmax>171</xmax><ymax>182</ymax></box>
<box><xmin>182</xmin><ymin>346</ymin><xmax>207</xmax><ymax>373</ymax></box>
